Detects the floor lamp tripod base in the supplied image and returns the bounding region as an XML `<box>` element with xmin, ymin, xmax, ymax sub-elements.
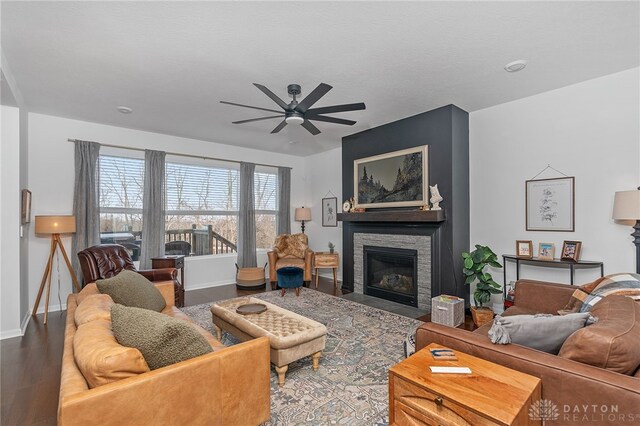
<box><xmin>32</xmin><ymin>234</ymin><xmax>81</xmax><ymax>324</ymax></box>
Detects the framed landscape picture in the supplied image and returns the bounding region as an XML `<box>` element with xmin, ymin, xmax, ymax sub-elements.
<box><xmin>322</xmin><ymin>197</ymin><xmax>338</xmax><ymax>227</ymax></box>
<box><xmin>526</xmin><ymin>177</ymin><xmax>575</xmax><ymax>232</ymax></box>
<box><xmin>354</xmin><ymin>145</ymin><xmax>428</xmax><ymax>209</ymax></box>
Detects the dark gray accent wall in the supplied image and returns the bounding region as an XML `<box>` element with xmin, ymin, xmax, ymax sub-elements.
<box><xmin>341</xmin><ymin>104</ymin><xmax>470</xmax><ymax>300</ymax></box>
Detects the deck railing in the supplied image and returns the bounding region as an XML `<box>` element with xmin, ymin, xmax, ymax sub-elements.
<box><xmin>101</xmin><ymin>225</ymin><xmax>237</xmax><ymax>256</ymax></box>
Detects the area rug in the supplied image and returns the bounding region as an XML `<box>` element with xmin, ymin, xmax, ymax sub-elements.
<box><xmin>181</xmin><ymin>288</ymin><xmax>423</xmax><ymax>425</ymax></box>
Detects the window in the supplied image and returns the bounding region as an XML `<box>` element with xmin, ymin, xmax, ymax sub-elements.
<box><xmin>99</xmin><ymin>153</ymin><xmax>278</xmax><ymax>257</ymax></box>
<box><xmin>99</xmin><ymin>155</ymin><xmax>144</xmax><ymax>235</ymax></box>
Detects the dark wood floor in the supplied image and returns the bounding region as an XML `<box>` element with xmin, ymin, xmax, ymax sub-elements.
<box><xmin>0</xmin><ymin>276</ymin><xmax>471</xmax><ymax>425</ymax></box>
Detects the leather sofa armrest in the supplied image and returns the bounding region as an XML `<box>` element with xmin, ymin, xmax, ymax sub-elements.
<box><xmin>138</xmin><ymin>268</ymin><xmax>177</xmax><ymax>282</ymax></box>
<box><xmin>514</xmin><ymin>279</ymin><xmax>576</xmax><ymax>314</ymax></box>
<box><xmin>154</xmin><ymin>282</ymin><xmax>175</xmax><ymax>307</ymax></box>
<box><xmin>59</xmin><ymin>337</ymin><xmax>271</xmax><ymax>426</ymax></box>
<box><xmin>304</xmin><ymin>249</ymin><xmax>314</xmax><ymax>282</ymax></box>
<box><xmin>267</xmin><ymin>251</ymin><xmax>278</xmax><ymax>283</ymax></box>
<box><xmin>415</xmin><ymin>322</ymin><xmax>640</xmax><ymax>413</ymax></box>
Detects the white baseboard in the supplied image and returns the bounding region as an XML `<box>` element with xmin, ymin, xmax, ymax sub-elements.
<box><xmin>0</xmin><ymin>328</ymin><xmax>23</xmax><ymax>340</ymax></box>
<box><xmin>34</xmin><ymin>302</ymin><xmax>66</xmax><ymax>315</ymax></box>
<box><xmin>186</xmin><ymin>280</ymin><xmax>236</xmax><ymax>291</ymax></box>
<box><xmin>20</xmin><ymin>312</ymin><xmax>30</xmax><ymax>334</ymax></box>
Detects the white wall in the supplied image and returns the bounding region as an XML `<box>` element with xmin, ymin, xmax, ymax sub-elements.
<box><xmin>470</xmin><ymin>68</ymin><xmax>640</xmax><ymax>300</ymax></box>
<box><xmin>1</xmin><ymin>105</ymin><xmax>23</xmax><ymax>338</ymax></box>
<box><xmin>303</xmin><ymin>147</ymin><xmax>343</xmax><ymax>280</ymax></box>
<box><xmin>27</xmin><ymin>113</ymin><xmax>306</xmax><ymax>313</ymax></box>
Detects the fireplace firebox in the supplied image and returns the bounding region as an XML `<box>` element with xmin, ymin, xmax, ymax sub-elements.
<box><xmin>363</xmin><ymin>245</ymin><xmax>418</xmax><ymax>307</ymax></box>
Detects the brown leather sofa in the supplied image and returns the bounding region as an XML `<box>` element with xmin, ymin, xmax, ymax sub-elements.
<box><xmin>58</xmin><ymin>281</ymin><xmax>271</xmax><ymax>425</ymax></box>
<box><xmin>267</xmin><ymin>234</ymin><xmax>314</xmax><ymax>289</ymax></box>
<box><xmin>416</xmin><ymin>279</ymin><xmax>640</xmax><ymax>425</ymax></box>
<box><xmin>78</xmin><ymin>244</ymin><xmax>185</xmax><ymax>307</ymax></box>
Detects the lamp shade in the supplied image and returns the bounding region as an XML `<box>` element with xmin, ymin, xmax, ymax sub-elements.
<box><xmin>35</xmin><ymin>215</ymin><xmax>76</xmax><ymax>234</ymax></box>
<box><xmin>613</xmin><ymin>190</ymin><xmax>640</xmax><ymax>220</ymax></box>
<box><xmin>295</xmin><ymin>207</ymin><xmax>312</xmax><ymax>222</ymax></box>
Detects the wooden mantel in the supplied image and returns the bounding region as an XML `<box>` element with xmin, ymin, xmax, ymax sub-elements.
<box><xmin>337</xmin><ymin>210</ymin><xmax>445</xmax><ymax>223</ymax></box>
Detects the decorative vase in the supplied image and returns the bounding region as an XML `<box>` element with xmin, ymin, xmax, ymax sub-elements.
<box><xmin>470</xmin><ymin>306</ymin><xmax>494</xmax><ymax>327</ymax></box>
<box><xmin>329</xmin><ymin>248</ymin><xmax>334</xmax><ymax>254</ymax></box>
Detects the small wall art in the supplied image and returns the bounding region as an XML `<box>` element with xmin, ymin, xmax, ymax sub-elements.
<box><xmin>322</xmin><ymin>197</ymin><xmax>338</xmax><ymax>227</ymax></box>
<box><xmin>526</xmin><ymin>176</ymin><xmax>575</xmax><ymax>232</ymax></box>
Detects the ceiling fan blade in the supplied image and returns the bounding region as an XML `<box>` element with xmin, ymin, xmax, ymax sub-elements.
<box><xmin>306</xmin><ymin>102</ymin><xmax>366</xmax><ymax>115</ymax></box>
<box><xmin>307</xmin><ymin>115</ymin><xmax>356</xmax><ymax>126</ymax></box>
<box><xmin>232</xmin><ymin>115</ymin><xmax>284</xmax><ymax>124</ymax></box>
<box><xmin>220</xmin><ymin>101</ymin><xmax>283</xmax><ymax>114</ymax></box>
<box><xmin>253</xmin><ymin>84</ymin><xmax>290</xmax><ymax>110</ymax></box>
<box><xmin>295</xmin><ymin>83</ymin><xmax>333</xmax><ymax>113</ymax></box>
<box><xmin>271</xmin><ymin>120</ymin><xmax>288</xmax><ymax>134</ymax></box>
<box><xmin>301</xmin><ymin>119</ymin><xmax>321</xmax><ymax>135</ymax></box>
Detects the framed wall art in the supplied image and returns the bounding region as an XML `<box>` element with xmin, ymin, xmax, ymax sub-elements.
<box><xmin>538</xmin><ymin>242</ymin><xmax>555</xmax><ymax>260</ymax></box>
<box><xmin>526</xmin><ymin>176</ymin><xmax>575</xmax><ymax>232</ymax></box>
<box><xmin>561</xmin><ymin>240</ymin><xmax>582</xmax><ymax>261</ymax></box>
<box><xmin>516</xmin><ymin>240</ymin><xmax>533</xmax><ymax>258</ymax></box>
<box><xmin>21</xmin><ymin>189</ymin><xmax>32</xmax><ymax>225</ymax></box>
<box><xmin>322</xmin><ymin>197</ymin><xmax>338</xmax><ymax>227</ymax></box>
<box><xmin>354</xmin><ymin>145</ymin><xmax>428</xmax><ymax>209</ymax></box>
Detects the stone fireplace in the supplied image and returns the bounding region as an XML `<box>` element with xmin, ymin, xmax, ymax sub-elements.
<box><xmin>353</xmin><ymin>227</ymin><xmax>433</xmax><ymax>311</ymax></box>
<box><xmin>363</xmin><ymin>245</ymin><xmax>418</xmax><ymax>307</ymax></box>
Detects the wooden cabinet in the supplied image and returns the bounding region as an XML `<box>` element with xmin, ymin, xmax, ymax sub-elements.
<box><xmin>151</xmin><ymin>255</ymin><xmax>185</xmax><ymax>287</ymax></box>
<box><xmin>313</xmin><ymin>252</ymin><xmax>339</xmax><ymax>290</ymax></box>
<box><xmin>389</xmin><ymin>344</ymin><xmax>541</xmax><ymax>426</ymax></box>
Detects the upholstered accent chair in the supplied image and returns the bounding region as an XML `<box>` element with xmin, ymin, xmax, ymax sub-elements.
<box><xmin>77</xmin><ymin>244</ymin><xmax>185</xmax><ymax>307</ymax></box>
<box><xmin>267</xmin><ymin>234</ymin><xmax>314</xmax><ymax>289</ymax></box>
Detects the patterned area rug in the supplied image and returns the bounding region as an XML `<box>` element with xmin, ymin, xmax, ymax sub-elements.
<box><xmin>181</xmin><ymin>288</ymin><xmax>423</xmax><ymax>425</ymax></box>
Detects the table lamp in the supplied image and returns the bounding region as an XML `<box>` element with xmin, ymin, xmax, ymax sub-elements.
<box><xmin>295</xmin><ymin>207</ymin><xmax>312</xmax><ymax>234</ymax></box>
<box><xmin>613</xmin><ymin>188</ymin><xmax>640</xmax><ymax>273</ymax></box>
<box><xmin>33</xmin><ymin>215</ymin><xmax>81</xmax><ymax>324</ymax></box>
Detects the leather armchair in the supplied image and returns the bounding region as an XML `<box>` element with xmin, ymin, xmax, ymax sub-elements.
<box><xmin>77</xmin><ymin>244</ymin><xmax>185</xmax><ymax>307</ymax></box>
<box><xmin>267</xmin><ymin>234</ymin><xmax>314</xmax><ymax>289</ymax></box>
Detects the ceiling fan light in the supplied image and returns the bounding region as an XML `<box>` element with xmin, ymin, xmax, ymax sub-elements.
<box><xmin>285</xmin><ymin>115</ymin><xmax>304</xmax><ymax>125</ymax></box>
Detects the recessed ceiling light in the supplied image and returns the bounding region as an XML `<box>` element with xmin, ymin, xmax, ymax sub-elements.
<box><xmin>504</xmin><ymin>60</ymin><xmax>527</xmax><ymax>73</ymax></box>
<box><xmin>116</xmin><ymin>106</ymin><xmax>133</xmax><ymax>114</ymax></box>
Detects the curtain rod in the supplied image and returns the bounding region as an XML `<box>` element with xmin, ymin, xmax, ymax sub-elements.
<box><xmin>67</xmin><ymin>139</ymin><xmax>292</xmax><ymax>170</ymax></box>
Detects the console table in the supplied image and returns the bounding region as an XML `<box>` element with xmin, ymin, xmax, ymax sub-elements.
<box><xmin>502</xmin><ymin>254</ymin><xmax>603</xmax><ymax>298</ymax></box>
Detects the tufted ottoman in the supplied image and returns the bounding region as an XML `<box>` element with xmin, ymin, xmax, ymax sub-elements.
<box><xmin>210</xmin><ymin>297</ymin><xmax>327</xmax><ymax>386</ymax></box>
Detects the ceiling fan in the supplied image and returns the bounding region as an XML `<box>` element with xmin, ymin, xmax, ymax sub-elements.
<box><xmin>220</xmin><ymin>83</ymin><xmax>365</xmax><ymax>135</ymax></box>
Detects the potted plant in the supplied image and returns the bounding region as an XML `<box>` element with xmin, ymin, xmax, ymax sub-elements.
<box><xmin>328</xmin><ymin>242</ymin><xmax>335</xmax><ymax>254</ymax></box>
<box><xmin>462</xmin><ymin>244</ymin><xmax>503</xmax><ymax>326</ymax></box>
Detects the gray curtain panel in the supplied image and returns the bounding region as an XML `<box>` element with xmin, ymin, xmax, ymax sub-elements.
<box><xmin>72</xmin><ymin>141</ymin><xmax>101</xmax><ymax>286</ymax></box>
<box><xmin>277</xmin><ymin>166</ymin><xmax>291</xmax><ymax>235</ymax></box>
<box><xmin>237</xmin><ymin>162</ymin><xmax>257</xmax><ymax>268</ymax></box>
<box><xmin>139</xmin><ymin>150</ymin><xmax>166</xmax><ymax>269</ymax></box>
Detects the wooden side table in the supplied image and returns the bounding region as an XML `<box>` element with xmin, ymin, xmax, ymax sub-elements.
<box><xmin>389</xmin><ymin>343</ymin><xmax>541</xmax><ymax>425</ymax></box>
<box><xmin>314</xmin><ymin>252</ymin><xmax>339</xmax><ymax>290</ymax></box>
<box><xmin>151</xmin><ymin>255</ymin><xmax>185</xmax><ymax>287</ymax></box>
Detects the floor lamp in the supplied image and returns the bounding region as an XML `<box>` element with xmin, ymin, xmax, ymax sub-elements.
<box><xmin>33</xmin><ymin>215</ymin><xmax>81</xmax><ymax>324</ymax></box>
<box><xmin>613</xmin><ymin>188</ymin><xmax>640</xmax><ymax>274</ymax></box>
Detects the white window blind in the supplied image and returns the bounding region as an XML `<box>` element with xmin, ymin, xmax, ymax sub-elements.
<box><xmin>99</xmin><ymin>155</ymin><xmax>144</xmax><ymax>212</ymax></box>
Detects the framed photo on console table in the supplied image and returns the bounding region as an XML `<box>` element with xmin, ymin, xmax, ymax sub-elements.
<box><xmin>354</xmin><ymin>145</ymin><xmax>428</xmax><ymax>209</ymax></box>
<box><xmin>561</xmin><ymin>241</ymin><xmax>582</xmax><ymax>261</ymax></box>
<box><xmin>516</xmin><ymin>240</ymin><xmax>533</xmax><ymax>258</ymax></box>
<box><xmin>526</xmin><ymin>176</ymin><xmax>575</xmax><ymax>232</ymax></box>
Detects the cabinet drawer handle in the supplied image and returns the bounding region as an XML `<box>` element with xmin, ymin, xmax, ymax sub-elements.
<box><xmin>434</xmin><ymin>396</ymin><xmax>444</xmax><ymax>406</ymax></box>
